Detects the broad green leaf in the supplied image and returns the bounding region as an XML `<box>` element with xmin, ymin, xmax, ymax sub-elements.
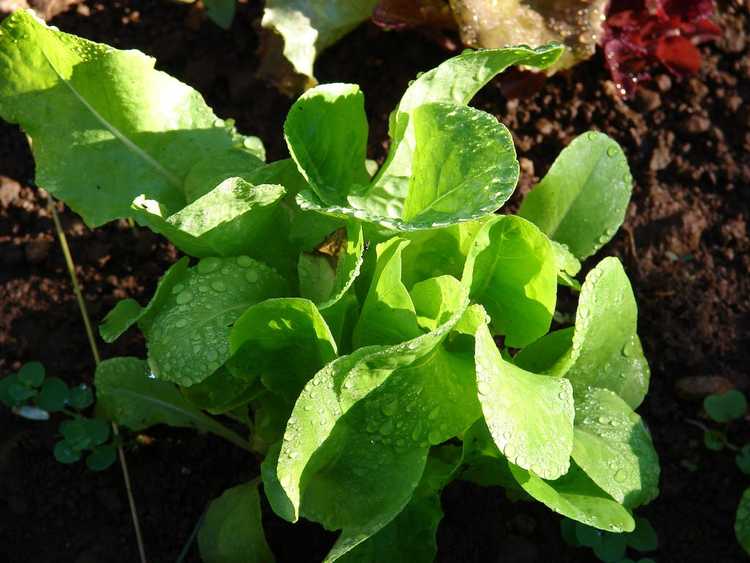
<box><xmin>183</xmin><ymin>148</ymin><xmax>266</xmax><ymax>203</ymax></box>
<box><xmin>626</xmin><ymin>517</ymin><xmax>658</xmax><ymax>552</ymax></box>
<box><xmin>95</xmin><ymin>357</ymin><xmax>247</xmax><ymax>447</ymax></box>
<box><xmin>203</xmin><ymin>0</ymin><xmax>237</xmax><ymax>29</ymax></box>
<box><xmin>519</xmin><ymin>131</ymin><xmax>633</xmax><ymax>259</ymax></box>
<box><xmin>142</xmin><ymin>257</ymin><xmax>288</xmax><ymax>386</ymax></box>
<box><xmin>552</xmin><ymin>240</ymin><xmax>582</xmax><ymax>289</ymax></box>
<box><xmin>229</xmin><ymin>298</ymin><xmax>337</xmax><ymax>404</ymax></box>
<box><xmin>298</xmin><ymin>223</ymin><xmax>365</xmax><ymax>310</ymax></box>
<box><xmin>321</xmin><ymin>293</ymin><xmax>360</xmax><ymax>355</ymax></box>
<box><xmin>262</xmin><ymin>0</ymin><xmax>378</xmax><ymax>82</ymax></box>
<box><xmin>566</xmin><ymin>257</ymin><xmax>650</xmax><ymax>409</ymax></box>
<box><xmin>464</xmin><ymin>215</ymin><xmax>557</xmax><ymax>348</ymax></box>
<box><xmin>198</xmin><ymin>481</ymin><xmax>275</xmax><ymax>563</ymax></box>
<box><xmin>352</xmin><ymin>238</ymin><xmax>421</xmax><ymax>348</ymax></box>
<box><xmin>704</xmin><ymin>390</ymin><xmax>747</xmax><ymax>423</ymax></box>
<box><xmin>252</xmin><ymin>393</ymin><xmax>292</xmax><ymax>455</ymax></box>
<box><xmin>180</xmin><ymin>367</ymin><xmax>259</xmax><ymax>415</ymax></box>
<box><xmin>475</xmin><ymin>322</ymin><xmax>574</xmax><ymax>480</ymax></box>
<box><xmin>400</xmin><ymin>219</ymin><xmax>486</xmax><ymax>289</ymax></box>
<box><xmin>261</xmin><ymin>442</ymin><xmax>295</xmax><ymax>522</ymax></box>
<box><xmin>132</xmin><ymin>179</ymin><xmax>286</xmax><ymax>258</ymax></box>
<box><xmin>512</xmin><ymin>328</ymin><xmax>574</xmax><ymax>374</ymax></box>
<box><xmin>297</xmin><ymin>102</ymin><xmax>519</xmax><ymax>232</ymax></box>
<box><xmin>410</xmin><ymin>276</ymin><xmax>466</xmax><ymax>332</ymax></box>
<box><xmin>99</xmin><ymin>257</ymin><xmax>191</xmax><ymax>343</ymax></box>
<box><xmin>0</xmin><ymin>11</ymin><xmax>262</xmax><ymax>226</ymax></box>
<box><xmin>276</xmin><ymin>289</ymin><xmax>477</xmax><ymax>530</ymax></box>
<box><xmin>374</xmin><ymin>45</ymin><xmax>563</xmax><ymax>204</ymax></box>
<box><xmin>510</xmin><ymin>462</ymin><xmax>635</xmax><ymax>533</ymax></box>
<box><xmin>328</xmin><ymin>446</ymin><xmax>462</xmax><ymax>562</ymax></box>
<box><xmin>572</xmin><ymin>387</ymin><xmax>659</xmax><ymax>508</ymax></box>
<box><xmin>736</xmin><ymin>488</ymin><xmax>750</xmax><ymax>555</ymax></box>
<box><xmin>285</xmin><ymin>84</ymin><xmax>370</xmax><ymax>205</ymax></box>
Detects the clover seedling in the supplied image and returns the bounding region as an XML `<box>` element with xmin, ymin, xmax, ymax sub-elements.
<box><xmin>0</xmin><ymin>361</ymin><xmax>116</xmax><ymax>472</ymax></box>
<box><xmin>0</xmin><ymin>11</ymin><xmax>660</xmax><ymax>562</ymax></box>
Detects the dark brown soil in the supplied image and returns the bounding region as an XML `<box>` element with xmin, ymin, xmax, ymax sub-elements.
<box><xmin>1</xmin><ymin>1</ymin><xmax>749</xmax><ymax>562</ymax></box>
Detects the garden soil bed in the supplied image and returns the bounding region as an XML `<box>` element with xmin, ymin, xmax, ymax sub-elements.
<box><xmin>1</xmin><ymin>1</ymin><xmax>749</xmax><ymax>561</ymax></box>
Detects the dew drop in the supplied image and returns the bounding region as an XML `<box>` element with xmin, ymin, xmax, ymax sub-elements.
<box><xmin>237</xmin><ymin>255</ymin><xmax>253</xmax><ymax>268</ymax></box>
<box><xmin>379</xmin><ymin>420</ymin><xmax>394</xmax><ymax>436</ymax></box>
<box><xmin>197</xmin><ymin>258</ymin><xmax>220</xmax><ymax>274</ymax></box>
<box><xmin>606</xmin><ymin>146</ymin><xmax>618</xmax><ymax>158</ymax></box>
<box><xmin>211</xmin><ymin>281</ymin><xmax>226</xmax><ymax>292</ymax></box>
<box><xmin>614</xmin><ymin>468</ymin><xmax>627</xmax><ymax>483</ymax></box>
<box><xmin>245</xmin><ymin>270</ymin><xmax>259</xmax><ymax>283</ymax></box>
<box><xmin>176</xmin><ymin>290</ymin><xmax>193</xmax><ymax>305</ymax></box>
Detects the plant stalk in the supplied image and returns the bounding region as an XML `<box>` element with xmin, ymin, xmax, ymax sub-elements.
<box><xmin>48</xmin><ymin>196</ymin><xmax>148</xmax><ymax>563</ymax></box>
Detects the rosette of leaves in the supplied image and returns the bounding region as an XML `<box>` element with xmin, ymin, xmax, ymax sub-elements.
<box><xmin>0</xmin><ymin>11</ymin><xmax>659</xmax><ymax>562</ymax></box>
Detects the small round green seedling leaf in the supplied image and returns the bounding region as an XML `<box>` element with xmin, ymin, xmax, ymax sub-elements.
<box><xmin>8</xmin><ymin>381</ymin><xmax>36</xmax><ymax>403</ymax></box>
<box><xmin>36</xmin><ymin>377</ymin><xmax>70</xmax><ymax>412</ymax></box>
<box><xmin>736</xmin><ymin>445</ymin><xmax>750</xmax><ymax>476</ymax></box>
<box><xmin>626</xmin><ymin>517</ymin><xmax>658</xmax><ymax>552</ymax></box>
<box><xmin>68</xmin><ymin>384</ymin><xmax>94</xmax><ymax>410</ymax></box>
<box><xmin>704</xmin><ymin>390</ymin><xmax>747</xmax><ymax>423</ymax></box>
<box><xmin>736</xmin><ymin>488</ymin><xmax>750</xmax><ymax>555</ymax></box>
<box><xmin>86</xmin><ymin>444</ymin><xmax>117</xmax><ymax>471</ymax></box>
<box><xmin>54</xmin><ymin>440</ymin><xmax>82</xmax><ymax>464</ymax></box>
<box><xmin>84</xmin><ymin>418</ymin><xmax>111</xmax><ymax>446</ymax></box>
<box><xmin>60</xmin><ymin>419</ymin><xmax>93</xmax><ymax>451</ymax></box>
<box><xmin>18</xmin><ymin>361</ymin><xmax>45</xmax><ymax>388</ymax></box>
<box><xmin>703</xmin><ymin>429</ymin><xmax>725</xmax><ymax>451</ymax></box>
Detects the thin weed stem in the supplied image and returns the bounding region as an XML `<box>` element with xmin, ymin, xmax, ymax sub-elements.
<box><xmin>47</xmin><ymin>196</ymin><xmax>148</xmax><ymax>563</ymax></box>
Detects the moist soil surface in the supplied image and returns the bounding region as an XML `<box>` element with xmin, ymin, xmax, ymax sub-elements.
<box><xmin>1</xmin><ymin>1</ymin><xmax>749</xmax><ymax>562</ymax></box>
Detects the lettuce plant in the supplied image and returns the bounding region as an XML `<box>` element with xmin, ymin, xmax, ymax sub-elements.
<box><xmin>0</xmin><ymin>10</ymin><xmax>659</xmax><ymax>562</ymax></box>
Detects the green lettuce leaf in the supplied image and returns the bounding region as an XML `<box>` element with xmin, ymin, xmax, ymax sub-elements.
<box><xmin>328</xmin><ymin>445</ymin><xmax>462</xmax><ymax>562</ymax></box>
<box><xmin>296</xmin><ymin>102</ymin><xmax>519</xmax><ymax>231</ymax></box>
<box><xmin>228</xmin><ymin>297</ymin><xmax>338</xmax><ymax>404</ymax></box>
<box><xmin>475</xmin><ymin>321</ymin><xmax>574</xmax><ymax>480</ymax></box>
<box><xmin>275</xmin><ymin>287</ymin><xmax>478</xmax><ymax>532</ymax></box>
<box><xmin>463</xmin><ymin>215</ymin><xmax>557</xmax><ymax>348</ymax></box>
<box><xmin>198</xmin><ymin>480</ymin><xmax>274</xmax><ymax>563</ymax></box>
<box><xmin>0</xmin><ymin>10</ymin><xmax>263</xmax><ymax>226</ymax></box>
<box><xmin>262</xmin><ymin>0</ymin><xmax>378</xmax><ymax>83</ymax></box>
<box><xmin>519</xmin><ymin>131</ymin><xmax>633</xmax><ymax>259</ymax></box>
<box><xmin>510</xmin><ymin>461</ymin><xmax>635</xmax><ymax>533</ymax></box>
<box><xmin>298</xmin><ymin>222</ymin><xmax>365</xmax><ymax>310</ymax></box>
<box><xmin>95</xmin><ymin>357</ymin><xmax>248</xmax><ymax>448</ymax></box>
<box><xmin>102</xmin><ymin>256</ymin><xmax>289</xmax><ymax>387</ymax></box>
<box><xmin>572</xmin><ymin>387</ymin><xmax>660</xmax><ymax>508</ymax></box>
<box><xmin>565</xmin><ymin>257</ymin><xmax>650</xmax><ymax>409</ymax></box>
<box><xmin>180</xmin><ymin>367</ymin><xmax>260</xmax><ymax>415</ymax></box>
<box><xmin>284</xmin><ymin>83</ymin><xmax>370</xmax><ymax>205</ymax></box>
<box><xmin>132</xmin><ymin>179</ymin><xmax>286</xmax><ymax>258</ymax></box>
<box><xmin>352</xmin><ymin>238</ymin><xmax>421</xmax><ymax>348</ymax></box>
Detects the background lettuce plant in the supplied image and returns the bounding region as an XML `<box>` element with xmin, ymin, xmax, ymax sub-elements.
<box><xmin>0</xmin><ymin>10</ymin><xmax>660</xmax><ymax>562</ymax></box>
